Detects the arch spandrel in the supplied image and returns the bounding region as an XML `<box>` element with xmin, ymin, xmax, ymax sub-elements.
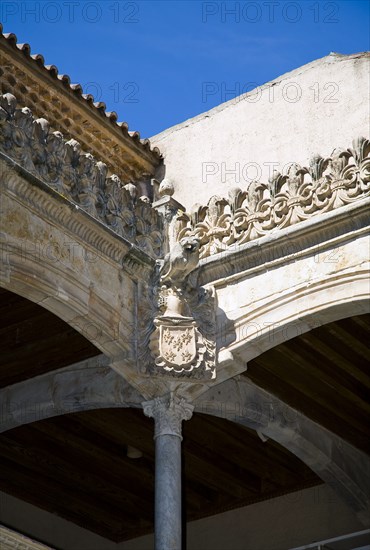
<box><xmin>0</xmin><ymin>91</ymin><xmax>162</xmax><ymax>397</ymax></box>
<box><xmin>0</xmin><ymin>187</ymin><xmax>136</xmax><ymax>354</ymax></box>
<box><xmin>197</xmin><ymin>198</ymin><xmax>370</xmax><ymax>385</ymax></box>
<box><xmin>1</xmin><ymin>152</ymin><xmax>370</xmax><ymax>400</ymax></box>
<box><xmin>1</xmin><ymin>89</ymin><xmax>369</xmax><ymax>396</ymax></box>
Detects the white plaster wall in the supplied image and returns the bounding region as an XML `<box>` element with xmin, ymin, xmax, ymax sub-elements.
<box><xmin>151</xmin><ymin>52</ymin><xmax>370</xmax><ymax>210</ymax></box>
<box><xmin>0</xmin><ymin>485</ymin><xmax>366</xmax><ymax>550</ymax></box>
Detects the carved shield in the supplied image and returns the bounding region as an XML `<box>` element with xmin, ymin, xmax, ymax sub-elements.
<box><xmin>159</xmin><ymin>325</ymin><xmax>197</xmax><ymax>367</ymax></box>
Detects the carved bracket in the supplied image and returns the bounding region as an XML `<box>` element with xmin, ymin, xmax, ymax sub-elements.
<box><xmin>137</xmin><ymin>235</ymin><xmax>217</xmax><ymax>381</ymax></box>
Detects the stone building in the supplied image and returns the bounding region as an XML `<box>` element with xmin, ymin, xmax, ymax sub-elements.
<box><xmin>0</xmin><ymin>25</ymin><xmax>369</xmax><ymax>550</ymax></box>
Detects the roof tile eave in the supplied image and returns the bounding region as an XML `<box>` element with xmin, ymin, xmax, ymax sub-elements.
<box><xmin>0</xmin><ymin>24</ymin><xmax>162</xmax><ymax>161</ymax></box>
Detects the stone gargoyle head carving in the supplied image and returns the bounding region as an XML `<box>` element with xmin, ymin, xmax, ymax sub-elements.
<box><xmin>159</xmin><ymin>236</ymin><xmax>200</xmax><ymax>287</ymax></box>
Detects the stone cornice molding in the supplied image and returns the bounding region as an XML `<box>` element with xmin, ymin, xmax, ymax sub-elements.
<box><xmin>176</xmin><ymin>137</ymin><xmax>370</xmax><ymax>261</ymax></box>
<box><xmin>142</xmin><ymin>393</ymin><xmax>194</xmax><ymax>439</ymax></box>
<box><xmin>0</xmin><ymin>154</ymin><xmax>155</xmax><ymax>280</ymax></box>
<box><xmin>0</xmin><ymin>525</ymin><xmax>53</xmax><ymax>550</ymax></box>
<box><xmin>0</xmin><ymin>93</ymin><xmax>163</xmax><ymax>260</ymax></box>
<box><xmin>226</xmin><ymin>268</ymin><xmax>369</xmax><ymax>360</ymax></box>
<box><xmin>198</xmin><ymin>197</ymin><xmax>370</xmax><ymax>287</ymax></box>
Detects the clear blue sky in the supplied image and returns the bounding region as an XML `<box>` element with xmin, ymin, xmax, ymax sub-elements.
<box><xmin>1</xmin><ymin>0</ymin><xmax>369</xmax><ymax>138</ymax></box>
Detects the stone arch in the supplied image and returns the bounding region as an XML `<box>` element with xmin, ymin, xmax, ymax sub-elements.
<box><xmin>194</xmin><ymin>374</ymin><xmax>370</xmax><ymax>525</ymax></box>
<box><xmin>197</xmin><ymin>259</ymin><xmax>370</xmax><ymax>524</ymax></box>
<box><xmin>0</xmin><ymin>207</ymin><xmax>134</xmax><ymax>362</ymax></box>
<box><xmin>1</xmin><ymin>158</ymin><xmax>159</xmax><ymax>394</ymax></box>
<box><xmin>0</xmin><ymin>355</ymin><xmax>143</xmax><ymax>434</ymax></box>
<box><xmin>223</xmin><ymin>267</ymin><xmax>370</xmax><ymax>366</ymax></box>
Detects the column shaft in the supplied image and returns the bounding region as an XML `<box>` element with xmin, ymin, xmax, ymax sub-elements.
<box><xmin>155</xmin><ymin>434</ymin><xmax>182</xmax><ymax>550</ymax></box>
<box><xmin>143</xmin><ymin>393</ymin><xmax>193</xmax><ymax>550</ymax></box>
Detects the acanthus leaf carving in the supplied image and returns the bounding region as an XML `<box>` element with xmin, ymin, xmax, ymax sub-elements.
<box><xmin>142</xmin><ymin>393</ymin><xmax>194</xmax><ymax>439</ymax></box>
<box><xmin>174</xmin><ymin>136</ymin><xmax>370</xmax><ymax>259</ymax></box>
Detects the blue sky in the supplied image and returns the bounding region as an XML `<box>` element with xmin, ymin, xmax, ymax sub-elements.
<box><xmin>1</xmin><ymin>0</ymin><xmax>369</xmax><ymax>137</ymax></box>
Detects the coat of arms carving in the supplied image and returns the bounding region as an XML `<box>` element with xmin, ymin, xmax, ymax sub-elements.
<box><xmin>142</xmin><ymin>235</ymin><xmax>216</xmax><ymax>380</ymax></box>
<box><xmin>161</xmin><ymin>325</ymin><xmax>196</xmax><ymax>366</ymax></box>
<box><xmin>149</xmin><ymin>287</ymin><xmax>216</xmax><ymax>380</ymax></box>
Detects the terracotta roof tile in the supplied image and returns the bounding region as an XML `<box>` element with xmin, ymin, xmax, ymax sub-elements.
<box><xmin>0</xmin><ymin>24</ymin><xmax>161</xmax><ymax>158</ymax></box>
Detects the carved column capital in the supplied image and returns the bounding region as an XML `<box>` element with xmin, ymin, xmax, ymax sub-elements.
<box><xmin>142</xmin><ymin>393</ymin><xmax>194</xmax><ymax>439</ymax></box>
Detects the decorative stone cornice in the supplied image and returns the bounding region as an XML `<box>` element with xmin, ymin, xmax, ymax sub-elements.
<box><xmin>0</xmin><ymin>93</ymin><xmax>163</xmax><ymax>259</ymax></box>
<box><xmin>142</xmin><ymin>393</ymin><xmax>194</xmax><ymax>439</ymax></box>
<box><xmin>0</xmin><ymin>158</ymin><xmax>155</xmax><ymax>281</ymax></box>
<box><xmin>176</xmin><ymin>137</ymin><xmax>370</xmax><ymax>259</ymax></box>
<box><xmin>0</xmin><ymin>525</ymin><xmax>53</xmax><ymax>550</ymax></box>
<box><xmin>198</xmin><ymin>197</ymin><xmax>370</xmax><ymax>287</ymax></box>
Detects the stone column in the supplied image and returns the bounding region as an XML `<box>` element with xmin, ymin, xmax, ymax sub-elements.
<box><xmin>143</xmin><ymin>393</ymin><xmax>194</xmax><ymax>550</ymax></box>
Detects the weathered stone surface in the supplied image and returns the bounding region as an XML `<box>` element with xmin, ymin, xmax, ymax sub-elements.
<box><xmin>143</xmin><ymin>393</ymin><xmax>194</xmax><ymax>439</ymax></box>
<box><xmin>0</xmin><ymin>525</ymin><xmax>54</xmax><ymax>550</ymax></box>
<box><xmin>0</xmin><ymin>355</ymin><xmax>143</xmax><ymax>434</ymax></box>
<box><xmin>1</xmin><ymin>123</ymin><xmax>369</xmax><ymax>399</ymax></box>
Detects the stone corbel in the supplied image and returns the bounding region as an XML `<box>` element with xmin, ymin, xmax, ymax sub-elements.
<box><xmin>142</xmin><ymin>222</ymin><xmax>217</xmax><ymax>381</ymax></box>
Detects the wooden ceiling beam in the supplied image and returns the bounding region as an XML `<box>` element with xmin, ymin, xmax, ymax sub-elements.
<box><xmin>257</xmin><ymin>345</ymin><xmax>370</xmax><ymax>431</ymax></box>
<box><xmin>302</xmin><ymin>323</ymin><xmax>370</xmax><ymax>380</ymax></box>
<box><xmin>183</xmin><ymin>418</ymin><xmax>262</xmax><ymax>493</ymax></box>
<box><xmin>71</xmin><ymin>409</ymin><xmax>155</xmax><ymax>457</ymax></box>
<box><xmin>275</xmin><ymin>341</ymin><xmax>370</xmax><ymax>417</ymax></box>
<box><xmin>0</xmin><ymin>430</ymin><xmax>154</xmax><ymax>522</ymax></box>
<box><xmin>196</xmin><ymin>414</ymin><xmax>305</xmax><ymax>485</ymax></box>
<box><xmin>0</xmin><ymin>459</ymin><xmax>133</xmax><ymax>540</ymax></box>
<box><xmin>247</xmin><ymin>360</ymin><xmax>370</xmax><ymax>455</ymax></box>
<box><xmin>28</xmin><ymin>420</ymin><xmax>156</xmax><ymax>502</ymax></box>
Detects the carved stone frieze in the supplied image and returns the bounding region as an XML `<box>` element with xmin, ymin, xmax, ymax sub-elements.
<box><xmin>0</xmin><ymin>93</ymin><xmax>163</xmax><ymax>258</ymax></box>
<box><xmin>0</xmin><ymin>161</ymin><xmax>154</xmax><ymax>282</ymax></box>
<box><xmin>142</xmin><ymin>393</ymin><xmax>194</xmax><ymax>439</ymax></box>
<box><xmin>176</xmin><ymin>137</ymin><xmax>370</xmax><ymax>259</ymax></box>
